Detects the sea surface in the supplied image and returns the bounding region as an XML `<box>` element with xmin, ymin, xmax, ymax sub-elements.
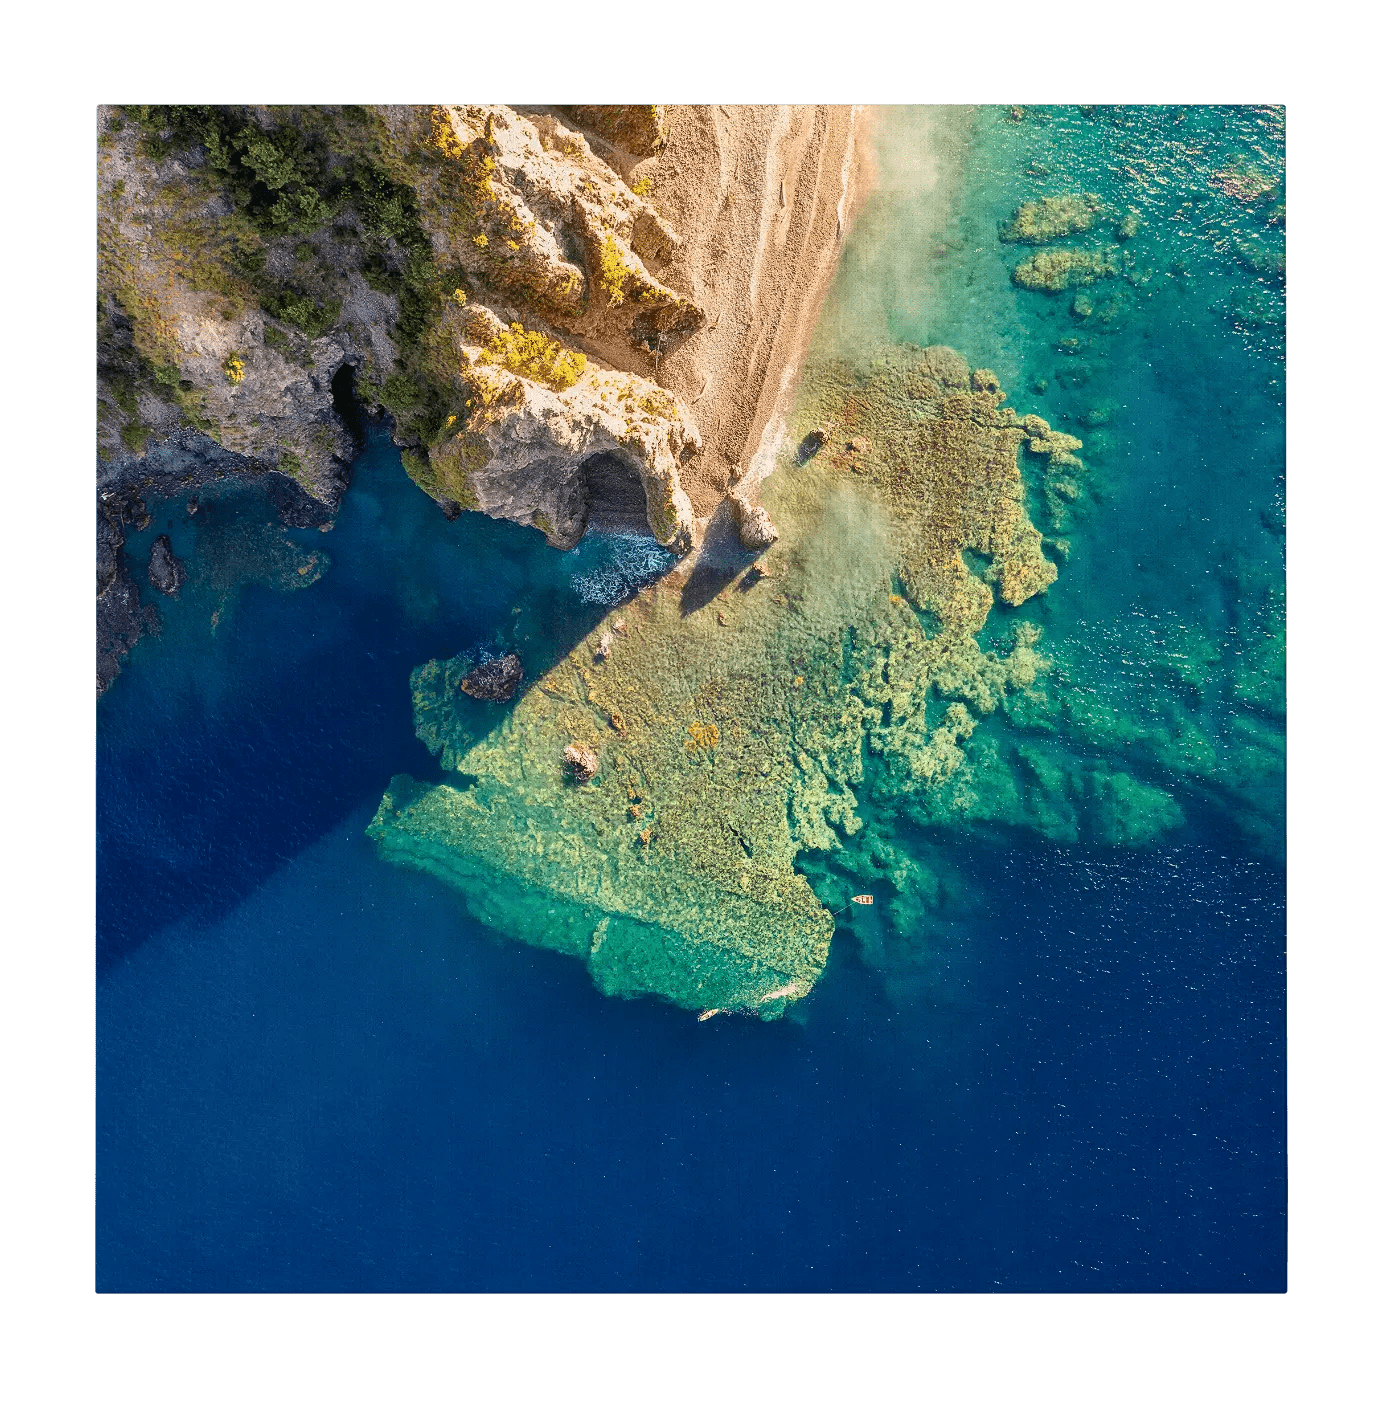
<box><xmin>97</xmin><ymin>105</ymin><xmax>1285</xmax><ymax>1291</ymax></box>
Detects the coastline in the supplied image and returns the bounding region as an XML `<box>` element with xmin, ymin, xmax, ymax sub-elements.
<box><xmin>643</xmin><ymin>104</ymin><xmax>879</xmax><ymax>521</ymax></box>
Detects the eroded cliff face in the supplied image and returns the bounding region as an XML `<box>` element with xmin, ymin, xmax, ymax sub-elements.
<box><xmin>97</xmin><ymin>104</ymin><xmax>856</xmax><ymax>692</ymax></box>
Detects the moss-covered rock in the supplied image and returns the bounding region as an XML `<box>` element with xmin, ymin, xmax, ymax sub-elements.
<box><xmin>1013</xmin><ymin>247</ymin><xmax>1123</xmax><ymax>292</ymax></box>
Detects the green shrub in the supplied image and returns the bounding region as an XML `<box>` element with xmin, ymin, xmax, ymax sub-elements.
<box><xmin>264</xmin><ymin>290</ymin><xmax>341</xmax><ymax>340</ymax></box>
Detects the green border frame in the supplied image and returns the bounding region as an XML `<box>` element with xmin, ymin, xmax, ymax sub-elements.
<box><xmin>8</xmin><ymin>0</ymin><xmax>1390</xmax><ymax>1395</ymax></box>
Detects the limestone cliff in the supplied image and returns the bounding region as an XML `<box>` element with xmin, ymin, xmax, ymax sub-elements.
<box><xmin>96</xmin><ymin>103</ymin><xmax>862</xmax><ymax>693</ymax></box>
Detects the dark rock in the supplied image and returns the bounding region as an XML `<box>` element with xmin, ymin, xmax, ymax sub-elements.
<box><xmin>796</xmin><ymin>428</ymin><xmax>828</xmax><ymax>465</ymax></box>
<box><xmin>460</xmin><ymin>653</ymin><xmax>524</xmax><ymax>702</ymax></box>
<box><xmin>266</xmin><ymin>473</ymin><xmax>334</xmax><ymax>530</ymax></box>
<box><xmin>97</xmin><ymin>501</ymin><xmax>157</xmax><ymax>694</ymax></box>
<box><xmin>147</xmin><ymin>534</ymin><xmax>186</xmax><ymax>598</ymax></box>
<box><xmin>96</xmin><ymin>556</ymin><xmax>146</xmax><ymax>696</ymax></box>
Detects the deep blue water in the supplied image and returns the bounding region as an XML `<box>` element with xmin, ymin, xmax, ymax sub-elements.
<box><xmin>97</xmin><ymin>106</ymin><xmax>1285</xmax><ymax>1291</ymax></box>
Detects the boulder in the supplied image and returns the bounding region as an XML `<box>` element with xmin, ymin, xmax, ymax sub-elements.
<box><xmin>563</xmin><ymin>743</ymin><xmax>599</xmax><ymax>783</ymax></box>
<box><xmin>459</xmin><ymin>653</ymin><xmax>524</xmax><ymax>702</ymax></box>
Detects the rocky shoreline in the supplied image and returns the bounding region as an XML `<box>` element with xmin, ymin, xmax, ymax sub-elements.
<box><xmin>96</xmin><ymin>104</ymin><xmax>868</xmax><ymax>694</ymax></box>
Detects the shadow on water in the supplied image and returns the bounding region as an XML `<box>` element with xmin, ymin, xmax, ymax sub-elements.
<box><xmin>679</xmin><ymin>503</ymin><xmax>756</xmax><ymax>616</ymax></box>
<box><xmin>96</xmin><ymin>428</ymin><xmax>638</xmax><ymax>972</ymax></box>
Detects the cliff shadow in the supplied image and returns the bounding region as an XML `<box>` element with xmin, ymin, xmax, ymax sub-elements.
<box><xmin>680</xmin><ymin>502</ymin><xmax>756</xmax><ymax>616</ymax></box>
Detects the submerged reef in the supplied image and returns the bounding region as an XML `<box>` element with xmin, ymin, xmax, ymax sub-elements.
<box><xmin>370</xmin><ymin>345</ymin><xmax>1071</xmax><ymax>1016</ymax></box>
<box><xmin>1001</xmin><ymin>193</ymin><xmax>1104</xmax><ymax>243</ymax></box>
<box><xmin>1013</xmin><ymin>246</ymin><xmax>1123</xmax><ymax>292</ymax></box>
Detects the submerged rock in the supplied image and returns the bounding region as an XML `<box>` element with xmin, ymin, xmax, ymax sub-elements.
<box><xmin>146</xmin><ymin>534</ymin><xmax>186</xmax><ymax>598</ymax></box>
<box><xmin>1001</xmin><ymin>193</ymin><xmax>1104</xmax><ymax>244</ymax></box>
<box><xmin>1013</xmin><ymin>247</ymin><xmax>1122</xmax><ymax>292</ymax></box>
<box><xmin>563</xmin><ymin>744</ymin><xmax>599</xmax><ymax>783</ymax></box>
<box><xmin>459</xmin><ymin>653</ymin><xmax>524</xmax><ymax>703</ymax></box>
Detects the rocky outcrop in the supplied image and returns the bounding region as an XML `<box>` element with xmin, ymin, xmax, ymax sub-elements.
<box><xmin>96</xmin><ymin>104</ymin><xmax>864</xmax><ymax>692</ymax></box>
<box><xmin>96</xmin><ymin>499</ymin><xmax>156</xmax><ymax>695</ymax></box>
<box><xmin>409</xmin><ymin>302</ymin><xmax>699</xmax><ymax>552</ymax></box>
<box><xmin>146</xmin><ymin>535</ymin><xmax>186</xmax><ymax>598</ymax></box>
<box><xmin>97</xmin><ymin>110</ymin><xmax>360</xmax><ymax>510</ymax></box>
<box><xmin>728</xmin><ymin>489</ymin><xmax>778</xmax><ymax>550</ymax></box>
<box><xmin>460</xmin><ymin>654</ymin><xmax>523</xmax><ymax>703</ymax></box>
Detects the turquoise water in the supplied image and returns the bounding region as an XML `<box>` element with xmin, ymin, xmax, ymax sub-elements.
<box><xmin>97</xmin><ymin>106</ymin><xmax>1285</xmax><ymax>1290</ymax></box>
<box><xmin>801</xmin><ymin>105</ymin><xmax>1285</xmax><ymax>933</ymax></box>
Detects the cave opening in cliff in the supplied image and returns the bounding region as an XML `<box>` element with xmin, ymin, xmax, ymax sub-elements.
<box><xmin>330</xmin><ymin>363</ymin><xmax>365</xmax><ymax>450</ymax></box>
<box><xmin>580</xmin><ymin>451</ymin><xmax>652</xmax><ymax>535</ymax></box>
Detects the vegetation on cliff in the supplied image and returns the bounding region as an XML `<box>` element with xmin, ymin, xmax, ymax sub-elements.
<box><xmin>98</xmin><ymin>104</ymin><xmax>705</xmax><ymax>546</ymax></box>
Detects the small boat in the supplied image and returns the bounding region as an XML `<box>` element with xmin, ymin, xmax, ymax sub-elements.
<box><xmin>851</xmin><ymin>894</ymin><xmax>874</xmax><ymax>906</ymax></box>
<box><xmin>697</xmin><ymin>1008</ymin><xmax>723</xmax><ymax>1022</ymax></box>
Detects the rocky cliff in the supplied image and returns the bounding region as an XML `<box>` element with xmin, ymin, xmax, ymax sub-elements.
<box><xmin>96</xmin><ymin>103</ymin><xmax>863</xmax><ymax>692</ymax></box>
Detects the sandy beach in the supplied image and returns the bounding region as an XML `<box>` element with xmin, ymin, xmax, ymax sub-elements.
<box><xmin>636</xmin><ymin>104</ymin><xmax>878</xmax><ymax>520</ymax></box>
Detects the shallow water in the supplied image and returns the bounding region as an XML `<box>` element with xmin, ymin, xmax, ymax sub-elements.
<box><xmin>97</xmin><ymin>105</ymin><xmax>1285</xmax><ymax>1290</ymax></box>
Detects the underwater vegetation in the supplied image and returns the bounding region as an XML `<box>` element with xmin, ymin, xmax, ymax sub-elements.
<box><xmin>1001</xmin><ymin>192</ymin><xmax>1106</xmax><ymax>244</ymax></box>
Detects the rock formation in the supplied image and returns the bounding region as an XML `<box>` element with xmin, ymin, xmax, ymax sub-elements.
<box><xmin>146</xmin><ymin>534</ymin><xmax>186</xmax><ymax>598</ymax></box>
<box><xmin>96</xmin><ymin>103</ymin><xmax>865</xmax><ymax>692</ymax></box>
<box><xmin>459</xmin><ymin>653</ymin><xmax>523</xmax><ymax>703</ymax></box>
<box><xmin>1001</xmin><ymin>193</ymin><xmax>1104</xmax><ymax>243</ymax></box>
